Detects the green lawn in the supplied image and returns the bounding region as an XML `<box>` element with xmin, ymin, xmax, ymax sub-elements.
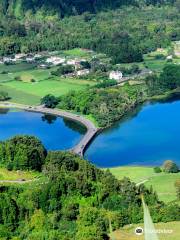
<box><xmin>61</xmin><ymin>48</ymin><xmax>92</xmax><ymax>58</ymax></box>
<box><xmin>0</xmin><ymin>167</ymin><xmax>42</xmax><ymax>181</ymax></box>
<box><xmin>3</xmin><ymin>79</ymin><xmax>90</xmax><ymax>97</ymax></box>
<box><xmin>109</xmin><ymin>166</ymin><xmax>180</xmax><ymax>203</ymax></box>
<box><xmin>0</xmin><ymin>84</ymin><xmax>41</xmax><ymax>105</ymax></box>
<box><xmin>0</xmin><ymin>60</ymin><xmax>95</xmax><ymax>105</ymax></box>
<box><xmin>112</xmin><ymin>221</ymin><xmax>180</xmax><ymax>240</ymax></box>
<box><xmin>0</xmin><ymin>62</ymin><xmax>36</xmax><ymax>73</ymax></box>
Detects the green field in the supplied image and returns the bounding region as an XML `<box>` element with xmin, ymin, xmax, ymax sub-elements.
<box><xmin>0</xmin><ymin>62</ymin><xmax>95</xmax><ymax>105</ymax></box>
<box><xmin>112</xmin><ymin>221</ymin><xmax>180</xmax><ymax>240</ymax></box>
<box><xmin>0</xmin><ymin>167</ymin><xmax>42</xmax><ymax>181</ymax></box>
<box><xmin>109</xmin><ymin>166</ymin><xmax>180</xmax><ymax>203</ymax></box>
<box><xmin>61</xmin><ymin>48</ymin><xmax>93</xmax><ymax>58</ymax></box>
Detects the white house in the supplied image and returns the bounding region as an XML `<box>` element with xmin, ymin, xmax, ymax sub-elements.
<box><xmin>166</xmin><ymin>55</ymin><xmax>173</xmax><ymax>60</ymax></box>
<box><xmin>76</xmin><ymin>69</ymin><xmax>90</xmax><ymax>76</ymax></box>
<box><xmin>34</xmin><ymin>54</ymin><xmax>42</xmax><ymax>59</ymax></box>
<box><xmin>26</xmin><ymin>57</ymin><xmax>35</xmax><ymax>62</ymax></box>
<box><xmin>46</xmin><ymin>56</ymin><xmax>65</xmax><ymax>65</ymax></box>
<box><xmin>67</xmin><ymin>58</ymin><xmax>86</xmax><ymax>66</ymax></box>
<box><xmin>14</xmin><ymin>53</ymin><xmax>26</xmax><ymax>61</ymax></box>
<box><xmin>109</xmin><ymin>71</ymin><xmax>123</xmax><ymax>81</ymax></box>
<box><xmin>3</xmin><ymin>57</ymin><xmax>13</xmax><ymax>63</ymax></box>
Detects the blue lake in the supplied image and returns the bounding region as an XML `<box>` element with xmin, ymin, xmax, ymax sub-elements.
<box><xmin>85</xmin><ymin>98</ymin><xmax>180</xmax><ymax>168</ymax></box>
<box><xmin>0</xmin><ymin>109</ymin><xmax>86</xmax><ymax>150</ymax></box>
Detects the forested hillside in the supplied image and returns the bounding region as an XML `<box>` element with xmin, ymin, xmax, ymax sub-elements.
<box><xmin>0</xmin><ymin>2</ymin><xmax>180</xmax><ymax>63</ymax></box>
<box><xmin>0</xmin><ymin>136</ymin><xmax>179</xmax><ymax>239</ymax></box>
<box><xmin>0</xmin><ymin>0</ymin><xmax>176</xmax><ymax>18</ymax></box>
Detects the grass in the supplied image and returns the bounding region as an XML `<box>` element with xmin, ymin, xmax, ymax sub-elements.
<box><xmin>61</xmin><ymin>48</ymin><xmax>92</xmax><ymax>58</ymax></box>
<box><xmin>112</xmin><ymin>221</ymin><xmax>180</xmax><ymax>240</ymax></box>
<box><xmin>0</xmin><ymin>84</ymin><xmax>41</xmax><ymax>105</ymax></box>
<box><xmin>109</xmin><ymin>166</ymin><xmax>154</xmax><ymax>183</ymax></box>
<box><xmin>0</xmin><ymin>167</ymin><xmax>42</xmax><ymax>181</ymax></box>
<box><xmin>0</xmin><ymin>62</ymin><xmax>36</xmax><ymax>73</ymax></box>
<box><xmin>0</xmin><ymin>61</ymin><xmax>95</xmax><ymax>105</ymax></box>
<box><xmin>109</xmin><ymin>166</ymin><xmax>180</xmax><ymax>203</ymax></box>
<box><xmin>2</xmin><ymin>79</ymin><xmax>91</xmax><ymax>97</ymax></box>
<box><xmin>145</xmin><ymin>173</ymin><xmax>180</xmax><ymax>203</ymax></box>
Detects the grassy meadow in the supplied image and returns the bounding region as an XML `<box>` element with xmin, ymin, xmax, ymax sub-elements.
<box><xmin>109</xmin><ymin>166</ymin><xmax>180</xmax><ymax>203</ymax></box>
<box><xmin>112</xmin><ymin>221</ymin><xmax>180</xmax><ymax>240</ymax></box>
<box><xmin>0</xmin><ymin>60</ymin><xmax>95</xmax><ymax>105</ymax></box>
<box><xmin>0</xmin><ymin>167</ymin><xmax>42</xmax><ymax>181</ymax></box>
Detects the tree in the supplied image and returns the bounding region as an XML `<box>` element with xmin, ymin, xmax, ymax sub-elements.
<box><xmin>0</xmin><ymin>91</ymin><xmax>9</xmax><ymax>101</ymax></box>
<box><xmin>175</xmin><ymin>179</ymin><xmax>180</xmax><ymax>200</ymax></box>
<box><xmin>162</xmin><ymin>160</ymin><xmax>179</xmax><ymax>173</ymax></box>
<box><xmin>153</xmin><ymin>167</ymin><xmax>162</xmax><ymax>173</ymax></box>
<box><xmin>0</xmin><ymin>135</ymin><xmax>47</xmax><ymax>171</ymax></box>
<box><xmin>41</xmin><ymin>94</ymin><xmax>59</xmax><ymax>108</ymax></box>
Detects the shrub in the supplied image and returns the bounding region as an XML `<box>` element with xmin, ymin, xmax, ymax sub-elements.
<box><xmin>41</xmin><ymin>94</ymin><xmax>59</xmax><ymax>108</ymax></box>
<box><xmin>153</xmin><ymin>167</ymin><xmax>162</xmax><ymax>173</ymax></box>
<box><xmin>162</xmin><ymin>160</ymin><xmax>179</xmax><ymax>173</ymax></box>
<box><xmin>0</xmin><ymin>91</ymin><xmax>9</xmax><ymax>101</ymax></box>
<box><xmin>0</xmin><ymin>135</ymin><xmax>47</xmax><ymax>171</ymax></box>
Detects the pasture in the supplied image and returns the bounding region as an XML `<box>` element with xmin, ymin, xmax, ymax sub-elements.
<box><xmin>109</xmin><ymin>166</ymin><xmax>180</xmax><ymax>203</ymax></box>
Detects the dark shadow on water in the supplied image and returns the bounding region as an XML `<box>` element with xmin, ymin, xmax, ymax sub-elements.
<box><xmin>63</xmin><ymin>118</ymin><xmax>87</xmax><ymax>135</ymax></box>
<box><xmin>0</xmin><ymin>108</ymin><xmax>9</xmax><ymax>114</ymax></box>
<box><xmin>154</xmin><ymin>92</ymin><xmax>180</xmax><ymax>104</ymax></box>
<box><xmin>42</xmin><ymin>114</ymin><xmax>57</xmax><ymax>124</ymax></box>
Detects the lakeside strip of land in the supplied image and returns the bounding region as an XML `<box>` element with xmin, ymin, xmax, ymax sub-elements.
<box><xmin>0</xmin><ymin>102</ymin><xmax>99</xmax><ymax>156</ymax></box>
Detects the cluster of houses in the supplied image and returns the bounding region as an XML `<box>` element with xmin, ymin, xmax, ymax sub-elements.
<box><xmin>0</xmin><ymin>53</ymin><xmax>42</xmax><ymax>64</ymax></box>
<box><xmin>0</xmin><ymin>52</ymin><xmax>124</xmax><ymax>81</ymax></box>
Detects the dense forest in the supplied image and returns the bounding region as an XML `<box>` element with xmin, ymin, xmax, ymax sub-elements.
<box><xmin>0</xmin><ymin>1</ymin><xmax>179</xmax><ymax>63</ymax></box>
<box><xmin>0</xmin><ymin>0</ymin><xmax>176</xmax><ymax>18</ymax></box>
<box><xmin>0</xmin><ymin>136</ymin><xmax>179</xmax><ymax>239</ymax></box>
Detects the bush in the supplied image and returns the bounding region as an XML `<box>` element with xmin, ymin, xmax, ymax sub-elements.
<box><xmin>153</xmin><ymin>167</ymin><xmax>162</xmax><ymax>173</ymax></box>
<box><xmin>41</xmin><ymin>94</ymin><xmax>59</xmax><ymax>108</ymax></box>
<box><xmin>51</xmin><ymin>65</ymin><xmax>74</xmax><ymax>76</ymax></box>
<box><xmin>162</xmin><ymin>160</ymin><xmax>179</xmax><ymax>173</ymax></box>
<box><xmin>0</xmin><ymin>91</ymin><xmax>9</xmax><ymax>101</ymax></box>
<box><xmin>0</xmin><ymin>135</ymin><xmax>47</xmax><ymax>171</ymax></box>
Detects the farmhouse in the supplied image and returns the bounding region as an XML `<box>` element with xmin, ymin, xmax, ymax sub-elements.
<box><xmin>76</xmin><ymin>69</ymin><xmax>90</xmax><ymax>76</ymax></box>
<box><xmin>46</xmin><ymin>56</ymin><xmax>66</xmax><ymax>65</ymax></box>
<box><xmin>109</xmin><ymin>71</ymin><xmax>123</xmax><ymax>81</ymax></box>
<box><xmin>166</xmin><ymin>55</ymin><xmax>173</xmax><ymax>60</ymax></box>
<box><xmin>3</xmin><ymin>57</ymin><xmax>13</xmax><ymax>63</ymax></box>
<box><xmin>14</xmin><ymin>53</ymin><xmax>27</xmax><ymax>61</ymax></box>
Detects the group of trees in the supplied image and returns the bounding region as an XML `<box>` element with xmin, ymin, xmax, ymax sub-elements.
<box><xmin>146</xmin><ymin>64</ymin><xmax>180</xmax><ymax>96</ymax></box>
<box><xmin>0</xmin><ymin>2</ymin><xmax>179</xmax><ymax>62</ymax></box>
<box><xmin>0</xmin><ymin>91</ymin><xmax>9</xmax><ymax>101</ymax></box>
<box><xmin>0</xmin><ymin>135</ymin><xmax>47</xmax><ymax>171</ymax></box>
<box><xmin>57</xmin><ymin>83</ymin><xmax>147</xmax><ymax>127</ymax></box>
<box><xmin>0</xmin><ymin>142</ymin><xmax>179</xmax><ymax>239</ymax></box>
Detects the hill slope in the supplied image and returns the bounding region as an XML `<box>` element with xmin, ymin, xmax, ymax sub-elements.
<box><xmin>0</xmin><ymin>0</ymin><xmax>175</xmax><ymax>18</ymax></box>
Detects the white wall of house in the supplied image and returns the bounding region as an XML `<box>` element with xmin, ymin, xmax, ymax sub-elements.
<box><xmin>109</xmin><ymin>71</ymin><xmax>123</xmax><ymax>81</ymax></box>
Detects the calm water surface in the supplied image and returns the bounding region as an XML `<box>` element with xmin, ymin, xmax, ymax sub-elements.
<box><xmin>0</xmin><ymin>109</ymin><xmax>86</xmax><ymax>150</ymax></box>
<box><xmin>85</xmin><ymin>98</ymin><xmax>180</xmax><ymax>167</ymax></box>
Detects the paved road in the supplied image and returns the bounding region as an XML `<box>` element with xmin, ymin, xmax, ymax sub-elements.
<box><xmin>0</xmin><ymin>102</ymin><xmax>99</xmax><ymax>156</ymax></box>
<box><xmin>142</xmin><ymin>196</ymin><xmax>159</xmax><ymax>240</ymax></box>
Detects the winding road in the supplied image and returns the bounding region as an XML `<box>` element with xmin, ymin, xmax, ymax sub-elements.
<box><xmin>0</xmin><ymin>102</ymin><xmax>99</xmax><ymax>156</ymax></box>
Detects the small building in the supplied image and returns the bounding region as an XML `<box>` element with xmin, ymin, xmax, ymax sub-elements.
<box><xmin>26</xmin><ymin>57</ymin><xmax>35</xmax><ymax>62</ymax></box>
<box><xmin>67</xmin><ymin>58</ymin><xmax>86</xmax><ymax>66</ymax></box>
<box><xmin>109</xmin><ymin>71</ymin><xmax>123</xmax><ymax>82</ymax></box>
<box><xmin>3</xmin><ymin>57</ymin><xmax>13</xmax><ymax>63</ymax></box>
<box><xmin>34</xmin><ymin>54</ymin><xmax>42</xmax><ymax>59</ymax></box>
<box><xmin>76</xmin><ymin>69</ymin><xmax>90</xmax><ymax>76</ymax></box>
<box><xmin>46</xmin><ymin>56</ymin><xmax>65</xmax><ymax>66</ymax></box>
<box><xmin>14</xmin><ymin>53</ymin><xmax>26</xmax><ymax>61</ymax></box>
<box><xmin>166</xmin><ymin>55</ymin><xmax>173</xmax><ymax>60</ymax></box>
<box><xmin>38</xmin><ymin>64</ymin><xmax>49</xmax><ymax>69</ymax></box>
